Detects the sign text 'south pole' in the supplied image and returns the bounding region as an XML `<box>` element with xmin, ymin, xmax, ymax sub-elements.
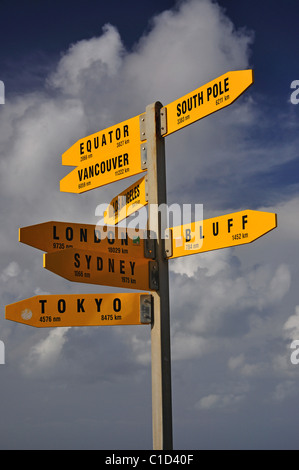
<box><xmin>146</xmin><ymin>102</ymin><xmax>173</xmax><ymax>450</ymax></box>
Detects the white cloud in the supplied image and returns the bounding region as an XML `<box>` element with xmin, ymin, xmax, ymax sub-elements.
<box><xmin>228</xmin><ymin>353</ymin><xmax>245</xmax><ymax>370</ymax></box>
<box><xmin>171</xmin><ymin>249</ymin><xmax>230</xmax><ymax>278</ymax></box>
<box><xmin>283</xmin><ymin>305</ymin><xmax>299</xmax><ymax>340</ymax></box>
<box><xmin>0</xmin><ymin>261</ymin><xmax>20</xmax><ymax>282</ymax></box>
<box><xmin>171</xmin><ymin>331</ymin><xmax>210</xmax><ymax>361</ymax></box>
<box><xmin>195</xmin><ymin>392</ymin><xmax>244</xmax><ymax>410</ymax></box>
<box><xmin>171</xmin><ymin>254</ymin><xmax>291</xmax><ymax>337</ymax></box>
<box><xmin>48</xmin><ymin>24</ymin><xmax>124</xmax><ymax>96</ymax></box>
<box><xmin>21</xmin><ymin>327</ymin><xmax>70</xmax><ymax>376</ymax></box>
<box><xmin>272</xmin><ymin>381</ymin><xmax>297</xmax><ymax>402</ymax></box>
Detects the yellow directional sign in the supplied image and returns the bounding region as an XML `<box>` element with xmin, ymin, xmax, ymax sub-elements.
<box><xmin>5</xmin><ymin>293</ymin><xmax>152</xmax><ymax>327</ymax></box>
<box><xmin>161</xmin><ymin>70</ymin><xmax>253</xmax><ymax>137</ymax></box>
<box><xmin>43</xmin><ymin>248</ymin><xmax>158</xmax><ymax>291</ymax></box>
<box><xmin>104</xmin><ymin>175</ymin><xmax>148</xmax><ymax>225</ymax></box>
<box><xmin>166</xmin><ymin>210</ymin><xmax>277</xmax><ymax>259</ymax></box>
<box><xmin>19</xmin><ymin>221</ymin><xmax>154</xmax><ymax>258</ymax></box>
<box><xmin>60</xmin><ymin>115</ymin><xmax>146</xmax><ymax>193</ymax></box>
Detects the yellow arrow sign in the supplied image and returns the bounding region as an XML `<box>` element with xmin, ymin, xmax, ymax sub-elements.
<box><xmin>162</xmin><ymin>70</ymin><xmax>253</xmax><ymax>136</ymax></box>
<box><xmin>5</xmin><ymin>293</ymin><xmax>152</xmax><ymax>327</ymax></box>
<box><xmin>166</xmin><ymin>210</ymin><xmax>277</xmax><ymax>259</ymax></box>
<box><xmin>19</xmin><ymin>221</ymin><xmax>154</xmax><ymax>258</ymax></box>
<box><xmin>43</xmin><ymin>248</ymin><xmax>158</xmax><ymax>291</ymax></box>
<box><xmin>104</xmin><ymin>175</ymin><xmax>148</xmax><ymax>225</ymax></box>
<box><xmin>60</xmin><ymin>114</ymin><xmax>146</xmax><ymax>193</ymax></box>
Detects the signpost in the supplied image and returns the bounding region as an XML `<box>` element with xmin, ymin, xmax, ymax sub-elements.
<box><xmin>166</xmin><ymin>210</ymin><xmax>277</xmax><ymax>259</ymax></box>
<box><xmin>5</xmin><ymin>293</ymin><xmax>152</xmax><ymax>327</ymax></box>
<box><xmin>6</xmin><ymin>68</ymin><xmax>278</xmax><ymax>451</ymax></box>
<box><xmin>145</xmin><ymin>102</ymin><xmax>173</xmax><ymax>450</ymax></box>
<box><xmin>19</xmin><ymin>221</ymin><xmax>155</xmax><ymax>258</ymax></box>
<box><xmin>104</xmin><ymin>175</ymin><xmax>148</xmax><ymax>225</ymax></box>
<box><xmin>43</xmin><ymin>248</ymin><xmax>158</xmax><ymax>291</ymax></box>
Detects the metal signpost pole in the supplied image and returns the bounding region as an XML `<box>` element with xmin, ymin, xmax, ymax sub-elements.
<box><xmin>145</xmin><ymin>101</ymin><xmax>173</xmax><ymax>450</ymax></box>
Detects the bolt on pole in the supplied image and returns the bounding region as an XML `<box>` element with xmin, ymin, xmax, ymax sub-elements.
<box><xmin>145</xmin><ymin>101</ymin><xmax>173</xmax><ymax>450</ymax></box>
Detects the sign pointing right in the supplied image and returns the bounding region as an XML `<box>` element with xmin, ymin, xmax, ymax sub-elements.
<box><xmin>161</xmin><ymin>69</ymin><xmax>253</xmax><ymax>136</ymax></box>
<box><xmin>165</xmin><ymin>210</ymin><xmax>277</xmax><ymax>259</ymax></box>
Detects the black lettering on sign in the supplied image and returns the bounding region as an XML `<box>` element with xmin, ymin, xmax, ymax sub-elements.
<box><xmin>74</xmin><ymin>253</ymin><xmax>80</xmax><ymax>268</ymax></box>
<box><xmin>224</xmin><ymin>77</ymin><xmax>229</xmax><ymax>92</ymax></box>
<box><xmin>185</xmin><ymin>229</ymin><xmax>191</xmax><ymax>242</ymax></box>
<box><xmin>120</xmin><ymin>260</ymin><xmax>125</xmax><ymax>274</ymax></box>
<box><xmin>77</xmin><ymin>153</ymin><xmax>129</xmax><ymax>182</ymax></box>
<box><xmin>113</xmin><ymin>298</ymin><xmax>121</xmax><ymax>312</ymax></box>
<box><xmin>95</xmin><ymin>298</ymin><xmax>102</xmax><ymax>312</ymax></box>
<box><xmin>80</xmin><ymin>228</ymin><xmax>87</xmax><ymax>242</ymax></box>
<box><xmin>176</xmin><ymin>91</ymin><xmax>204</xmax><ymax>117</ymax></box>
<box><xmin>53</xmin><ymin>226</ymin><xmax>59</xmax><ymax>240</ymax></box>
<box><xmin>94</xmin><ymin>230</ymin><xmax>101</xmax><ymax>243</ymax></box>
<box><xmin>85</xmin><ymin>255</ymin><xmax>91</xmax><ymax>269</ymax></box>
<box><xmin>39</xmin><ymin>299</ymin><xmax>47</xmax><ymax>313</ymax></box>
<box><xmin>79</xmin><ymin>125</ymin><xmax>130</xmax><ymax>155</ymax></box>
<box><xmin>129</xmin><ymin>186</ymin><xmax>137</xmax><ymax>202</ymax></box>
<box><xmin>72</xmin><ymin>254</ymin><xmax>138</xmax><ymax>277</ymax></box>
<box><xmin>129</xmin><ymin>261</ymin><xmax>135</xmax><ymax>276</ymax></box>
<box><xmin>77</xmin><ymin>298</ymin><xmax>85</xmax><ymax>312</ymax></box>
<box><xmin>66</xmin><ymin>227</ymin><xmax>73</xmax><ymax>241</ymax></box>
<box><xmin>97</xmin><ymin>257</ymin><xmax>103</xmax><ymax>271</ymax></box>
<box><xmin>52</xmin><ymin>225</ymin><xmax>106</xmax><ymax>247</ymax></box>
<box><xmin>206</xmin><ymin>77</ymin><xmax>229</xmax><ymax>102</ymax></box>
<box><xmin>58</xmin><ymin>299</ymin><xmax>66</xmax><ymax>313</ymax></box>
<box><xmin>107</xmin><ymin>231</ymin><xmax>115</xmax><ymax>245</ymax></box>
<box><xmin>213</xmin><ymin>222</ymin><xmax>219</xmax><ymax>236</ymax></box>
<box><xmin>121</xmin><ymin>233</ymin><xmax>128</xmax><ymax>246</ymax></box>
<box><xmin>242</xmin><ymin>214</ymin><xmax>248</xmax><ymax>229</ymax></box>
<box><xmin>123</xmin><ymin>153</ymin><xmax>129</xmax><ymax>166</ymax></box>
<box><xmin>109</xmin><ymin>258</ymin><xmax>114</xmax><ymax>273</ymax></box>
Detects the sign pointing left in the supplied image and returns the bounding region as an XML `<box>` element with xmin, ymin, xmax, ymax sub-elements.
<box><xmin>5</xmin><ymin>293</ymin><xmax>152</xmax><ymax>327</ymax></box>
<box><xmin>43</xmin><ymin>248</ymin><xmax>158</xmax><ymax>291</ymax></box>
<box><xmin>104</xmin><ymin>175</ymin><xmax>148</xmax><ymax>225</ymax></box>
<box><xmin>19</xmin><ymin>221</ymin><xmax>154</xmax><ymax>258</ymax></box>
<box><xmin>60</xmin><ymin>114</ymin><xmax>146</xmax><ymax>193</ymax></box>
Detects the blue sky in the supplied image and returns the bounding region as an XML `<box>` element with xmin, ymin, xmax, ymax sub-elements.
<box><xmin>0</xmin><ymin>0</ymin><xmax>299</xmax><ymax>450</ymax></box>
